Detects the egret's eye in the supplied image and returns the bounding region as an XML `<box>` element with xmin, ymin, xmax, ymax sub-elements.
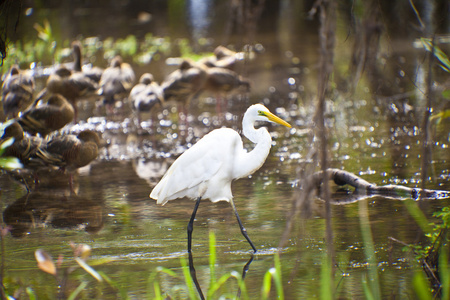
<box><xmin>258</xmin><ymin>110</ymin><xmax>265</xmax><ymax>116</ymax></box>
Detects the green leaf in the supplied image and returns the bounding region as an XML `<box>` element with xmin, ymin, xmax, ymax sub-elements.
<box><xmin>320</xmin><ymin>254</ymin><xmax>332</xmax><ymax>300</ymax></box>
<box><xmin>420</xmin><ymin>38</ymin><xmax>450</xmax><ymax>73</ymax></box>
<box><xmin>86</xmin><ymin>257</ymin><xmax>116</xmax><ymax>266</ymax></box>
<box><xmin>180</xmin><ymin>256</ymin><xmax>198</xmax><ymax>300</ymax></box>
<box><xmin>412</xmin><ymin>271</ymin><xmax>433</xmax><ymax>300</ymax></box>
<box><xmin>208</xmin><ymin>273</ymin><xmax>232</xmax><ymax>297</ymax></box>
<box><xmin>439</xmin><ymin>248</ymin><xmax>449</xmax><ymax>300</ymax></box>
<box><xmin>67</xmin><ymin>281</ymin><xmax>88</xmax><ymax>300</ymax></box>
<box><xmin>208</xmin><ymin>230</ymin><xmax>216</xmax><ymax>292</ymax></box>
<box><xmin>25</xmin><ymin>287</ymin><xmax>37</xmax><ymax>300</ymax></box>
<box><xmin>2</xmin><ymin>157</ymin><xmax>24</xmax><ymax>170</ymax></box>
<box><xmin>404</xmin><ymin>199</ymin><xmax>432</xmax><ymax>234</ymax></box>
<box><xmin>430</xmin><ymin>109</ymin><xmax>450</xmax><ymax>124</ymax></box>
<box><xmin>442</xmin><ymin>90</ymin><xmax>450</xmax><ymax>99</ymax></box>
<box><xmin>361</xmin><ymin>274</ymin><xmax>375</xmax><ymax>300</ymax></box>
<box><xmin>273</xmin><ymin>253</ymin><xmax>284</xmax><ymax>300</ymax></box>
<box><xmin>155</xmin><ymin>266</ymin><xmax>178</xmax><ymax>277</ymax></box>
<box><xmin>261</xmin><ymin>268</ymin><xmax>273</xmax><ymax>299</ymax></box>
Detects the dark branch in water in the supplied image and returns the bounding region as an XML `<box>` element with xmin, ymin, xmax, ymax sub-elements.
<box><xmin>312</xmin><ymin>168</ymin><xmax>450</xmax><ymax>202</ymax></box>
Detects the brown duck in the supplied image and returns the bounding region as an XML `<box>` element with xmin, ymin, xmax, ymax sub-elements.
<box><xmin>161</xmin><ymin>59</ymin><xmax>208</xmax><ymax>104</ymax></box>
<box><xmin>36</xmin><ymin>130</ymin><xmax>101</xmax><ymax>189</ymax></box>
<box><xmin>98</xmin><ymin>55</ymin><xmax>135</xmax><ymax>105</ymax></box>
<box><xmin>45</xmin><ymin>66</ymin><xmax>99</xmax><ymax>102</ymax></box>
<box><xmin>1</xmin><ymin>121</ymin><xmax>46</xmax><ymax>167</ymax></box>
<box><xmin>129</xmin><ymin>73</ymin><xmax>163</xmax><ymax>125</ymax></box>
<box><xmin>70</xmin><ymin>41</ymin><xmax>103</xmax><ymax>83</ymax></box>
<box><xmin>202</xmin><ymin>66</ymin><xmax>250</xmax><ymax>114</ymax></box>
<box><xmin>37</xmin><ymin>130</ymin><xmax>100</xmax><ymax>171</ymax></box>
<box><xmin>36</xmin><ymin>65</ymin><xmax>98</xmax><ymax>121</ymax></box>
<box><xmin>17</xmin><ymin>94</ymin><xmax>74</xmax><ymax>137</ymax></box>
<box><xmin>203</xmin><ymin>67</ymin><xmax>250</xmax><ymax>94</ymax></box>
<box><xmin>1</xmin><ymin>65</ymin><xmax>35</xmax><ymax>119</ymax></box>
<box><xmin>199</xmin><ymin>45</ymin><xmax>241</xmax><ymax>70</ymax></box>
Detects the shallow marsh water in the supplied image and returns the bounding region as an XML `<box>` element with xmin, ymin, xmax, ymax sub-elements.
<box><xmin>1</xmin><ymin>1</ymin><xmax>450</xmax><ymax>299</ymax></box>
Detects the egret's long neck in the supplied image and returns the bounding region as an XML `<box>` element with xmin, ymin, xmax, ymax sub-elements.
<box><xmin>234</xmin><ymin>119</ymin><xmax>272</xmax><ymax>179</ymax></box>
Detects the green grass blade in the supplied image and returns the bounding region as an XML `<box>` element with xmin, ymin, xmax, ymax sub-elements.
<box><xmin>207</xmin><ymin>273</ymin><xmax>232</xmax><ymax>297</ymax></box>
<box><xmin>180</xmin><ymin>256</ymin><xmax>198</xmax><ymax>300</ymax></box>
<box><xmin>67</xmin><ymin>281</ymin><xmax>88</xmax><ymax>300</ymax></box>
<box><xmin>25</xmin><ymin>287</ymin><xmax>37</xmax><ymax>300</ymax></box>
<box><xmin>75</xmin><ymin>257</ymin><xmax>102</xmax><ymax>282</ymax></box>
<box><xmin>153</xmin><ymin>281</ymin><xmax>162</xmax><ymax>300</ymax></box>
<box><xmin>439</xmin><ymin>246</ymin><xmax>449</xmax><ymax>300</ymax></box>
<box><xmin>231</xmin><ymin>270</ymin><xmax>249</xmax><ymax>300</ymax></box>
<box><xmin>262</xmin><ymin>268</ymin><xmax>273</xmax><ymax>300</ymax></box>
<box><xmin>404</xmin><ymin>199</ymin><xmax>432</xmax><ymax>233</ymax></box>
<box><xmin>412</xmin><ymin>271</ymin><xmax>432</xmax><ymax>300</ymax></box>
<box><xmin>208</xmin><ymin>230</ymin><xmax>216</xmax><ymax>292</ymax></box>
<box><xmin>359</xmin><ymin>200</ymin><xmax>381</xmax><ymax>300</ymax></box>
<box><xmin>273</xmin><ymin>253</ymin><xmax>284</xmax><ymax>300</ymax></box>
<box><xmin>421</xmin><ymin>38</ymin><xmax>450</xmax><ymax>72</ymax></box>
<box><xmin>361</xmin><ymin>274</ymin><xmax>375</xmax><ymax>300</ymax></box>
<box><xmin>98</xmin><ymin>271</ymin><xmax>129</xmax><ymax>299</ymax></box>
<box><xmin>320</xmin><ymin>254</ymin><xmax>332</xmax><ymax>300</ymax></box>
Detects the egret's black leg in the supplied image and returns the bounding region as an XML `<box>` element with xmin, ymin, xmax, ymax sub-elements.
<box><xmin>241</xmin><ymin>253</ymin><xmax>255</xmax><ymax>280</ymax></box>
<box><xmin>237</xmin><ymin>253</ymin><xmax>255</xmax><ymax>298</ymax></box>
<box><xmin>188</xmin><ymin>251</ymin><xmax>205</xmax><ymax>300</ymax></box>
<box><xmin>230</xmin><ymin>198</ymin><xmax>257</xmax><ymax>253</ymax></box>
<box><xmin>188</xmin><ymin>196</ymin><xmax>202</xmax><ymax>253</ymax></box>
<box><xmin>187</xmin><ymin>197</ymin><xmax>204</xmax><ymax>300</ymax></box>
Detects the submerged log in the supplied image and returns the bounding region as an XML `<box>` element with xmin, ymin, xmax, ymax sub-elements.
<box><xmin>311</xmin><ymin>168</ymin><xmax>450</xmax><ymax>201</ymax></box>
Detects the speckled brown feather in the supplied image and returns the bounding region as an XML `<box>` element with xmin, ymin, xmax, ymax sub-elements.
<box><xmin>37</xmin><ymin>130</ymin><xmax>100</xmax><ymax>172</ymax></box>
<box><xmin>18</xmin><ymin>94</ymin><xmax>74</xmax><ymax>137</ymax></box>
<box><xmin>1</xmin><ymin>65</ymin><xmax>35</xmax><ymax>119</ymax></box>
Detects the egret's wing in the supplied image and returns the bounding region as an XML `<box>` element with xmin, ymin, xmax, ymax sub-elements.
<box><xmin>150</xmin><ymin>129</ymin><xmax>238</xmax><ymax>205</ymax></box>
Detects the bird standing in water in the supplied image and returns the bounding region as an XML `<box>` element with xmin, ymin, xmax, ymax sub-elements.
<box><xmin>150</xmin><ymin>104</ymin><xmax>290</xmax><ymax>299</ymax></box>
<box><xmin>40</xmin><ymin>66</ymin><xmax>98</xmax><ymax>121</ymax></box>
<box><xmin>17</xmin><ymin>94</ymin><xmax>74</xmax><ymax>137</ymax></box>
<box><xmin>1</xmin><ymin>121</ymin><xmax>46</xmax><ymax>167</ymax></box>
<box><xmin>70</xmin><ymin>41</ymin><xmax>104</xmax><ymax>83</ymax></box>
<box><xmin>150</xmin><ymin>104</ymin><xmax>291</xmax><ymax>252</ymax></box>
<box><xmin>160</xmin><ymin>59</ymin><xmax>208</xmax><ymax>124</ymax></box>
<box><xmin>202</xmin><ymin>66</ymin><xmax>251</xmax><ymax>115</ymax></box>
<box><xmin>1</xmin><ymin>65</ymin><xmax>35</xmax><ymax>119</ymax></box>
<box><xmin>199</xmin><ymin>45</ymin><xmax>241</xmax><ymax>70</ymax></box>
<box><xmin>98</xmin><ymin>55</ymin><xmax>135</xmax><ymax>108</ymax></box>
<box><xmin>36</xmin><ymin>130</ymin><xmax>101</xmax><ymax>191</ymax></box>
<box><xmin>129</xmin><ymin>73</ymin><xmax>163</xmax><ymax>128</ymax></box>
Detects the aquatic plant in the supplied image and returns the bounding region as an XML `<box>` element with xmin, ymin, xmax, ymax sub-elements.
<box><xmin>1</xmin><ymin>26</ymin><xmax>213</xmax><ymax>74</ymax></box>
<box><xmin>33</xmin><ymin>242</ymin><xmax>109</xmax><ymax>299</ymax></box>
<box><xmin>391</xmin><ymin>201</ymin><xmax>450</xmax><ymax>298</ymax></box>
<box><xmin>0</xmin><ymin>121</ymin><xmax>22</xmax><ymax>170</ymax></box>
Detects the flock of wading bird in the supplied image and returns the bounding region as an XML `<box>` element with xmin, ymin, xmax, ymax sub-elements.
<box><xmin>1</xmin><ymin>41</ymin><xmax>293</xmax><ymax>298</ymax></box>
<box><xmin>0</xmin><ymin>42</ymin><xmax>253</xmax><ymax>191</ymax></box>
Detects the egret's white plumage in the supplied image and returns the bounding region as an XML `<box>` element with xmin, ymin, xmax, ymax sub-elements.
<box><xmin>150</xmin><ymin>104</ymin><xmax>290</xmax><ymax>298</ymax></box>
<box><xmin>150</xmin><ymin>104</ymin><xmax>291</xmax><ymax>205</ymax></box>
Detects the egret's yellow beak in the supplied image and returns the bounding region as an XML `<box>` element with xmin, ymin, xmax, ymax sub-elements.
<box><xmin>264</xmin><ymin>111</ymin><xmax>292</xmax><ymax>128</ymax></box>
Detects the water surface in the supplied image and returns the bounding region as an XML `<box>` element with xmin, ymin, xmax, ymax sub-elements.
<box><xmin>1</xmin><ymin>1</ymin><xmax>449</xmax><ymax>299</ymax></box>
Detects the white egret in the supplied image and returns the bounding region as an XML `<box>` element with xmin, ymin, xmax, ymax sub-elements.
<box><xmin>149</xmin><ymin>104</ymin><xmax>291</xmax><ymax>254</ymax></box>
